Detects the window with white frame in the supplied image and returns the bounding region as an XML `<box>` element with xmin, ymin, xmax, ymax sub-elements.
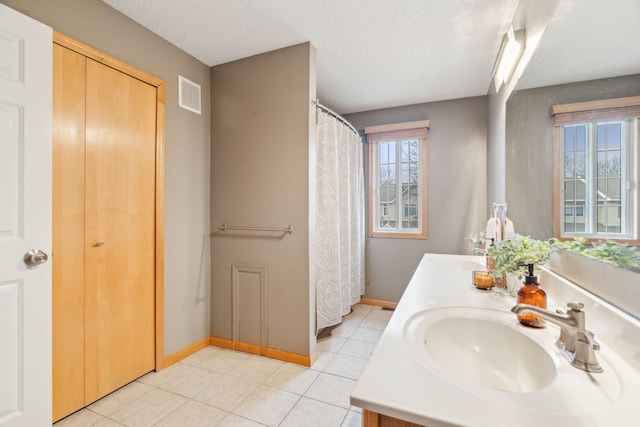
<box><xmin>552</xmin><ymin>97</ymin><xmax>639</xmax><ymax>243</ymax></box>
<box><xmin>365</xmin><ymin>120</ymin><xmax>429</xmax><ymax>239</ymax></box>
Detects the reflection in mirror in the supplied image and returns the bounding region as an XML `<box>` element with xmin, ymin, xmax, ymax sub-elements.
<box><xmin>504</xmin><ymin>0</ymin><xmax>639</xmax><ymax>311</ymax></box>
<box><xmin>551</xmin><ymin>97</ymin><xmax>639</xmax><ymax>243</ymax></box>
<box><xmin>504</xmin><ymin>0</ymin><xmax>640</xmax><ymax>241</ymax></box>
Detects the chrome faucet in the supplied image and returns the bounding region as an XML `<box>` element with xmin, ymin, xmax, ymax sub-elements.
<box><xmin>510</xmin><ymin>302</ymin><xmax>603</xmax><ymax>373</ymax></box>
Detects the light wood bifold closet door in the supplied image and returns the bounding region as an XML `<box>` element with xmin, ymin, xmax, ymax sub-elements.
<box><xmin>52</xmin><ymin>41</ymin><xmax>86</xmax><ymax>422</ymax></box>
<box><xmin>53</xmin><ymin>41</ymin><xmax>158</xmax><ymax>422</ymax></box>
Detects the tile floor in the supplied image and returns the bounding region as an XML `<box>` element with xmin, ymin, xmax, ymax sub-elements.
<box><xmin>53</xmin><ymin>304</ymin><xmax>393</xmax><ymax>427</ymax></box>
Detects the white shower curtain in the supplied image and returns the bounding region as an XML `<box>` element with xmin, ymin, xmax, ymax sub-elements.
<box><xmin>315</xmin><ymin>109</ymin><xmax>365</xmax><ymax>332</ymax></box>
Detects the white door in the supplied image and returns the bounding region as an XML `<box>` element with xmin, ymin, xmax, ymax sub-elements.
<box><xmin>0</xmin><ymin>4</ymin><xmax>52</xmax><ymax>426</ymax></box>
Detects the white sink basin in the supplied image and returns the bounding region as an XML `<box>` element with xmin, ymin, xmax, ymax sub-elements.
<box><xmin>403</xmin><ymin>307</ymin><xmax>557</xmax><ymax>393</ymax></box>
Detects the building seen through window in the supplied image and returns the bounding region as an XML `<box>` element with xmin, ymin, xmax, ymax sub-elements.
<box><xmin>553</xmin><ymin>97</ymin><xmax>638</xmax><ymax>243</ymax></box>
<box><xmin>365</xmin><ymin>120</ymin><xmax>429</xmax><ymax>239</ymax></box>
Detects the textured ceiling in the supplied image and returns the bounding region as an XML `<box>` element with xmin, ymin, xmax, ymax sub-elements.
<box><xmin>102</xmin><ymin>0</ymin><xmax>519</xmax><ymax>113</ymax></box>
<box><xmin>102</xmin><ymin>0</ymin><xmax>640</xmax><ymax>114</ymax></box>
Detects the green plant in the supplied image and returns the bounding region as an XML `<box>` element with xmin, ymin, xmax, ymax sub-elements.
<box><xmin>488</xmin><ymin>237</ymin><xmax>553</xmax><ymax>280</ymax></box>
<box><xmin>553</xmin><ymin>238</ymin><xmax>640</xmax><ymax>272</ymax></box>
<box><xmin>552</xmin><ymin>236</ymin><xmax>588</xmax><ymax>253</ymax></box>
<box><xmin>465</xmin><ymin>231</ymin><xmax>486</xmax><ymax>247</ymax></box>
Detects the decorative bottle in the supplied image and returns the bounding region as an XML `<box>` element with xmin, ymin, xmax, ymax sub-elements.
<box><xmin>516</xmin><ymin>263</ymin><xmax>547</xmax><ymax>328</ymax></box>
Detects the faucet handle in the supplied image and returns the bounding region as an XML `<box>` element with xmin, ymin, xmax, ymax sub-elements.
<box><xmin>567</xmin><ymin>302</ymin><xmax>584</xmax><ymax>311</ymax></box>
<box><xmin>572</xmin><ymin>329</ymin><xmax>603</xmax><ymax>373</ymax></box>
<box><xmin>579</xmin><ymin>330</ymin><xmax>600</xmax><ymax>351</ymax></box>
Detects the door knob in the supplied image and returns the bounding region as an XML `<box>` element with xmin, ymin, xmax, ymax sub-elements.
<box><xmin>24</xmin><ymin>249</ymin><xmax>49</xmax><ymax>267</ymax></box>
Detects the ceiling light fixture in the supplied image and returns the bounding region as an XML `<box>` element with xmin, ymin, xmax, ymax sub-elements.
<box><xmin>492</xmin><ymin>25</ymin><xmax>525</xmax><ymax>92</ymax></box>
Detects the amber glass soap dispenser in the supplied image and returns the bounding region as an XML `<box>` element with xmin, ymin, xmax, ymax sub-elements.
<box><xmin>516</xmin><ymin>263</ymin><xmax>547</xmax><ymax>328</ymax></box>
<box><xmin>485</xmin><ymin>238</ymin><xmax>495</xmax><ymax>272</ymax></box>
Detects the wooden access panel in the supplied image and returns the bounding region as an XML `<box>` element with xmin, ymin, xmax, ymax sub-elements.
<box><xmin>232</xmin><ymin>264</ymin><xmax>268</xmax><ymax>350</ymax></box>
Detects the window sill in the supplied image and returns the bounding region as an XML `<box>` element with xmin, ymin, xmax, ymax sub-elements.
<box><xmin>555</xmin><ymin>235</ymin><xmax>640</xmax><ymax>246</ymax></box>
<box><xmin>369</xmin><ymin>231</ymin><xmax>427</xmax><ymax>240</ymax></box>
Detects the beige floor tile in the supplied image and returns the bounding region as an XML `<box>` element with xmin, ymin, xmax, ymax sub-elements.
<box><xmin>350</xmin><ymin>304</ymin><xmax>374</xmax><ymax>318</ymax></box>
<box><xmin>341</xmin><ymin>410</ymin><xmax>362</xmax><ymax>427</ymax></box>
<box><xmin>153</xmin><ymin>401</ymin><xmax>227</xmax><ymax>427</ymax></box>
<box><xmin>304</xmin><ymin>373</ymin><xmax>356</xmax><ymax>409</ymax></box>
<box><xmin>316</xmin><ymin>335</ymin><xmax>346</xmax><ymax>353</ymax></box>
<box><xmin>228</xmin><ymin>355</ymin><xmax>284</xmax><ymax>383</ymax></box>
<box><xmin>180</xmin><ymin>346</ymin><xmax>224</xmax><ymax>366</ymax></box>
<box><xmin>309</xmin><ymin>350</ymin><xmax>335</xmax><ymax>371</ymax></box>
<box><xmin>263</xmin><ymin>362</ymin><xmax>320</xmax><ymax>394</ymax></box>
<box><xmin>55</xmin><ymin>309</ymin><xmax>384</xmax><ymax>427</ymax></box>
<box><xmin>323</xmin><ymin>353</ymin><xmax>368</xmax><ymax>380</ymax></box>
<box><xmin>137</xmin><ymin>371</ymin><xmax>164</xmax><ymax>387</ymax></box>
<box><xmin>340</xmin><ymin>313</ymin><xmax>365</xmax><ymax>325</ymax></box>
<box><xmin>359</xmin><ymin>310</ymin><xmax>391</xmax><ymax>330</ymax></box>
<box><xmin>109</xmin><ymin>388</ymin><xmax>186</xmax><ymax>427</ymax></box>
<box><xmin>326</xmin><ymin>322</ymin><xmax>357</xmax><ymax>338</ymax></box>
<box><xmin>216</xmin><ymin>413</ymin><xmax>266</xmax><ymax>427</ymax></box>
<box><xmin>193</xmin><ymin>374</ymin><xmax>259</xmax><ymax>412</ymax></box>
<box><xmin>87</xmin><ymin>381</ymin><xmax>154</xmax><ymax>416</ymax></box>
<box><xmin>360</xmin><ymin>307</ymin><xmax>393</xmax><ymax>328</ymax></box>
<box><xmin>53</xmin><ymin>409</ymin><xmax>104</xmax><ymax>427</ymax></box>
<box><xmin>342</xmin><ymin>314</ymin><xmax>365</xmax><ymax>326</ymax></box>
<box><xmin>329</xmin><ymin>314</ymin><xmax>366</xmax><ymax>337</ymax></box>
<box><xmin>365</xmin><ymin>307</ymin><xmax>394</xmax><ymax>321</ymax></box>
<box><xmin>92</xmin><ymin>419</ymin><xmax>125</xmax><ymax>427</ymax></box>
<box><xmin>195</xmin><ymin>349</ymin><xmax>251</xmax><ymax>373</ymax></box>
<box><xmin>349</xmin><ymin>327</ymin><xmax>383</xmax><ymax>344</ymax></box>
<box><xmin>338</xmin><ymin>339</ymin><xmax>377</xmax><ymax>360</ymax></box>
<box><xmin>232</xmin><ymin>385</ymin><xmax>300</xmax><ymax>426</ymax></box>
<box><xmin>279</xmin><ymin>396</ymin><xmax>347</xmax><ymax>427</ymax></box>
<box><xmin>153</xmin><ymin>363</ymin><xmax>221</xmax><ymax>397</ymax></box>
<box><xmin>358</xmin><ymin>317</ymin><xmax>388</xmax><ymax>330</ymax></box>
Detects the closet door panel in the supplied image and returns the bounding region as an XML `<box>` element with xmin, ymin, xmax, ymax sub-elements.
<box><xmin>84</xmin><ymin>59</ymin><xmax>156</xmax><ymax>403</ymax></box>
<box><xmin>52</xmin><ymin>44</ymin><xmax>86</xmax><ymax>422</ymax></box>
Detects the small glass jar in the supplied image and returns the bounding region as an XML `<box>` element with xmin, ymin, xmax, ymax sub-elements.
<box><xmin>472</xmin><ymin>270</ymin><xmax>494</xmax><ymax>290</ymax></box>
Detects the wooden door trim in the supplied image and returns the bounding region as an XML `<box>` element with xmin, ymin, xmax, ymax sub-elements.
<box><xmin>53</xmin><ymin>32</ymin><xmax>164</xmax><ymax>87</ymax></box>
<box><xmin>155</xmin><ymin>84</ymin><xmax>166</xmax><ymax>371</ymax></box>
<box><xmin>53</xmin><ymin>31</ymin><xmax>166</xmax><ymax>372</ymax></box>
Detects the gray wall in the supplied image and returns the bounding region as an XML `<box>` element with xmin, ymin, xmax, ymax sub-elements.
<box><xmin>210</xmin><ymin>43</ymin><xmax>316</xmax><ymax>357</ymax></box>
<box><xmin>345</xmin><ymin>96</ymin><xmax>488</xmax><ymax>302</ymax></box>
<box><xmin>487</xmin><ymin>0</ymin><xmax>560</xmax><ymax>210</ymax></box>
<box><xmin>2</xmin><ymin>0</ymin><xmax>212</xmax><ymax>357</ymax></box>
<box><xmin>505</xmin><ymin>74</ymin><xmax>640</xmax><ymax>239</ymax></box>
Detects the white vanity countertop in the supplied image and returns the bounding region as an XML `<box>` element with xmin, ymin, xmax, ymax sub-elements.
<box><xmin>350</xmin><ymin>253</ymin><xmax>640</xmax><ymax>427</ymax></box>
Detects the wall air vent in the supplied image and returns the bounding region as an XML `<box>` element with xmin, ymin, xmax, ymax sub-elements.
<box><xmin>178</xmin><ymin>75</ymin><xmax>201</xmax><ymax>114</ymax></box>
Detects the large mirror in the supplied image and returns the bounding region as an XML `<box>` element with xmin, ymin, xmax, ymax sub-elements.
<box><xmin>516</xmin><ymin>0</ymin><xmax>640</xmax><ymax>92</ymax></box>
<box><xmin>504</xmin><ymin>0</ymin><xmax>640</xmax><ymax>242</ymax></box>
<box><xmin>504</xmin><ymin>0</ymin><xmax>640</xmax><ymax>315</ymax></box>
